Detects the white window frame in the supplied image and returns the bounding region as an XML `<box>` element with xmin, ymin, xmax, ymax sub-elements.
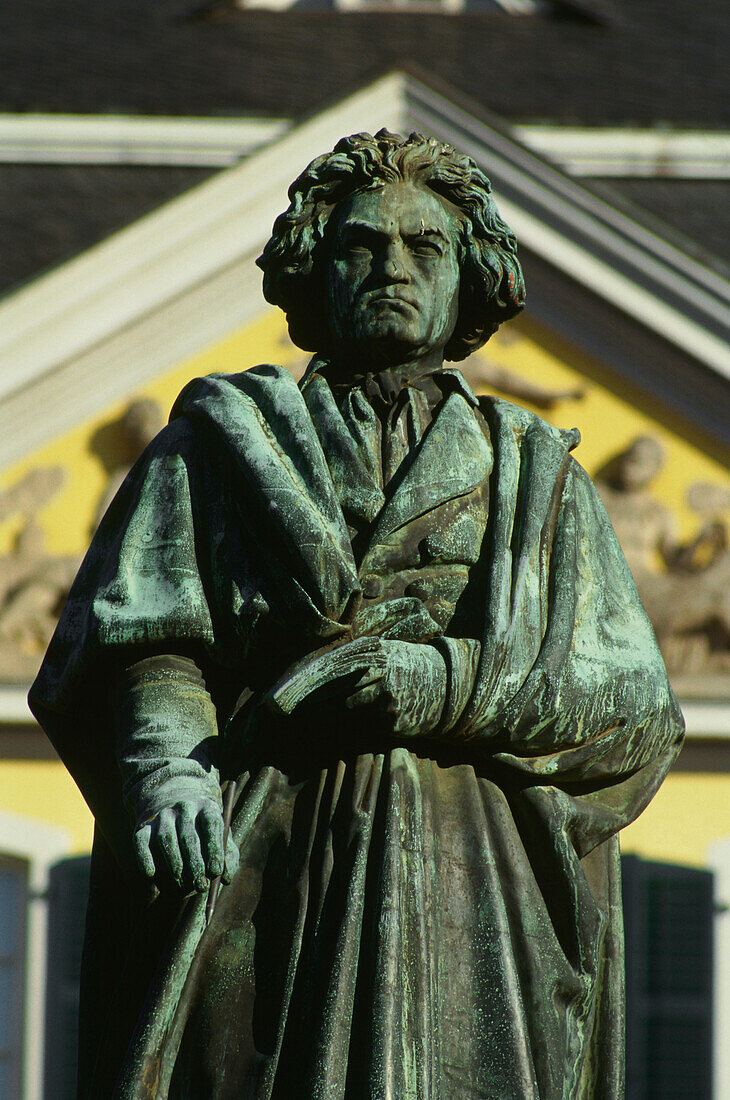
<box><xmin>709</xmin><ymin>837</ymin><xmax>730</xmax><ymax>1100</ymax></box>
<box><xmin>232</xmin><ymin>0</ymin><xmax>545</xmax><ymax>12</ymax></box>
<box><xmin>0</xmin><ymin>814</ymin><xmax>72</xmax><ymax>1100</ymax></box>
<box><xmin>333</xmin><ymin>0</ymin><xmax>544</xmax><ymax>11</ymax></box>
<box><xmin>334</xmin><ymin>0</ymin><xmax>465</xmax><ymax>12</ymax></box>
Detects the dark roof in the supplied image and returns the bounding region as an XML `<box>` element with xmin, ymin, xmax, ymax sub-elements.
<box><xmin>592</xmin><ymin>179</ymin><xmax>730</xmax><ymax>278</ymax></box>
<box><xmin>0</xmin><ymin>2</ymin><xmax>727</xmax><ymax>297</ymax></box>
<box><xmin>1</xmin><ymin>0</ymin><xmax>727</xmax><ymax>126</ymax></box>
<box><xmin>0</xmin><ymin>164</ymin><xmax>213</xmax><ymax>298</ymax></box>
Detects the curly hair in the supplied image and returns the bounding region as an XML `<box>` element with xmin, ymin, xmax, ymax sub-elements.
<box><xmin>257</xmin><ymin>129</ymin><xmax>525</xmax><ymax>361</ymax></box>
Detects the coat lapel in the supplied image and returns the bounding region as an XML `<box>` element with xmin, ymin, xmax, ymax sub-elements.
<box><xmin>303</xmin><ymin>371</ymin><xmax>386</xmax><ymax>524</ymax></box>
<box><xmin>371</xmin><ymin>390</ymin><xmax>494</xmax><ymax>543</ymax></box>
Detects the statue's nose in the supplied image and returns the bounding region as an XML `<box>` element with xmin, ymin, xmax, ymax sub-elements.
<box><xmin>381</xmin><ymin>243</ymin><xmax>409</xmax><ymax>283</ymax></box>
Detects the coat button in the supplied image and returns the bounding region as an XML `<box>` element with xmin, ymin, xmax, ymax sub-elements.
<box><xmin>404</xmin><ymin>580</ymin><xmax>429</xmax><ymax>600</ymax></box>
<box><xmin>361</xmin><ymin>575</ymin><xmax>383</xmax><ymax>599</ymax></box>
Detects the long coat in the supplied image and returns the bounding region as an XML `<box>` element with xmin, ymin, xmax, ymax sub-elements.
<box><xmin>30</xmin><ymin>364</ymin><xmax>683</xmax><ymax>1099</ymax></box>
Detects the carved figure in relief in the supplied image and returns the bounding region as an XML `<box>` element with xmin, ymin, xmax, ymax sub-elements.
<box><xmin>30</xmin><ymin>131</ymin><xmax>683</xmax><ymax>1098</ymax></box>
<box><xmin>0</xmin><ymin>402</ymin><xmax>165</xmax><ymax>684</ymax></box>
<box><xmin>93</xmin><ymin>398</ymin><xmax>165</xmax><ymax>526</ymax></box>
<box><xmin>597</xmin><ymin>435</ymin><xmax>730</xmax><ymax>677</ymax></box>
<box><xmin>0</xmin><ymin>467</ymin><xmax>79</xmax><ymax>682</ymax></box>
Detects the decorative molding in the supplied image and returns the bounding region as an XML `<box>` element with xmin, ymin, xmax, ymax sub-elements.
<box><xmin>207</xmin><ymin>0</ymin><xmax>545</xmax><ymax>13</ymax></box>
<box><xmin>0</xmin><ymin>113</ymin><xmax>289</xmax><ymax>167</ymax></box>
<box><xmin>681</xmin><ymin>701</ymin><xmax>730</xmax><ymax>739</ymax></box>
<box><xmin>2</xmin><ymin>112</ymin><xmax>728</xmax><ymax>179</ymax></box>
<box><xmin>708</xmin><ymin>837</ymin><xmax>730</xmax><ymax>1100</ymax></box>
<box><xmin>0</xmin><ymin>687</ymin><xmax>35</xmax><ymax>724</ymax></box>
<box><xmin>3</xmin><ymin>688</ymin><xmax>728</xmax><ymax>739</ymax></box>
<box><xmin>335</xmin><ymin>0</ymin><xmax>466</xmax><ymax>13</ymax></box>
<box><xmin>0</xmin><ymin>73</ymin><xmax>410</xmax><ymax>468</ymax></box>
<box><xmin>515</xmin><ymin>126</ymin><xmax>730</xmax><ymax>179</ymax></box>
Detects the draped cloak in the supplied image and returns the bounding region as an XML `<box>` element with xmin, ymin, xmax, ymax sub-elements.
<box><xmin>29</xmin><ymin>364</ymin><xmax>684</xmax><ymax>1100</ymax></box>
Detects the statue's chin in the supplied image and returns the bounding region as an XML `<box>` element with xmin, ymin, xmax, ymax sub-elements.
<box><xmin>343</xmin><ymin>327</ymin><xmax>428</xmax><ymax>367</ymax></box>
<box><xmin>327</xmin><ymin>319</ymin><xmax>448</xmax><ymax>375</ymax></box>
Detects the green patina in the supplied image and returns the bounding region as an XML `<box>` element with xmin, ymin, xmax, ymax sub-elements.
<box><xmin>30</xmin><ymin>130</ymin><xmax>683</xmax><ymax>1099</ymax></box>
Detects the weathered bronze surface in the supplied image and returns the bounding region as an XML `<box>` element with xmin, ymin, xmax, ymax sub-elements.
<box><xmin>30</xmin><ymin>130</ymin><xmax>683</xmax><ymax>1099</ymax></box>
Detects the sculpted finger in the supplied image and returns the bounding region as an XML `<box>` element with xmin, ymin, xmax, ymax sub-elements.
<box><xmin>177</xmin><ymin>811</ymin><xmax>208</xmax><ymax>892</ymax></box>
<box><xmin>197</xmin><ymin>805</ymin><xmax>225</xmax><ymax>880</ymax></box>
<box><xmin>133</xmin><ymin>824</ymin><xmax>156</xmax><ymax>879</ymax></box>
<box><xmin>223</xmin><ymin>833</ymin><xmax>240</xmax><ymax>885</ymax></box>
<box><xmin>354</xmin><ymin>664</ymin><xmax>385</xmax><ymax>688</ymax></box>
<box><xmin>334</xmin><ymin>636</ymin><xmax>383</xmax><ymax>661</ymax></box>
<box><xmin>154</xmin><ymin>810</ymin><xmax>184</xmax><ymax>886</ymax></box>
<box><xmin>337</xmin><ymin>650</ymin><xmax>388</xmax><ymax>678</ymax></box>
<box><xmin>345</xmin><ymin>681</ymin><xmax>383</xmax><ymax>709</ymax></box>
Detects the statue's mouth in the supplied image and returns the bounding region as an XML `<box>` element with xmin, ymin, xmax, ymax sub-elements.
<box><xmin>368</xmin><ymin>293</ymin><xmax>417</xmax><ymax>312</ymax></box>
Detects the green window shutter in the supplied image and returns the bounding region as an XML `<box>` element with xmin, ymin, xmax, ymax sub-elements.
<box><xmin>43</xmin><ymin>856</ymin><xmax>91</xmax><ymax>1100</ymax></box>
<box><xmin>622</xmin><ymin>854</ymin><xmax>714</xmax><ymax>1100</ymax></box>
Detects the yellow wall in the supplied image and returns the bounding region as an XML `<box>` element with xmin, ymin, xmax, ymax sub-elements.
<box><xmin>3</xmin><ymin>760</ymin><xmax>727</xmax><ymax>868</ymax></box>
<box><xmin>0</xmin><ymin>759</ymin><xmax>93</xmax><ymax>854</ymax></box>
<box><xmin>470</xmin><ymin>318</ymin><xmax>729</xmax><ymax>540</ymax></box>
<box><xmin>1</xmin><ymin>308</ymin><xmax>727</xmax><ymax>559</ymax></box>
<box><xmin>0</xmin><ymin>311</ymin><xmax>301</xmax><ymax>557</ymax></box>
<box><xmin>621</xmin><ymin>772</ymin><xmax>730</xmax><ymax>868</ymax></box>
<box><xmin>1</xmin><ymin>306</ymin><xmax>728</xmax><ymax>867</ymax></box>
<box><xmin>3</xmin><ymin>757</ymin><xmax>728</xmax><ymax>869</ymax></box>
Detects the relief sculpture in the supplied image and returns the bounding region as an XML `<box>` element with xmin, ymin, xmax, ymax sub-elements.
<box><xmin>597</xmin><ymin>435</ymin><xmax>730</xmax><ymax>682</ymax></box>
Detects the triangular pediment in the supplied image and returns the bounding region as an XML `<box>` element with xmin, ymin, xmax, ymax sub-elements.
<box><xmin>0</xmin><ymin>71</ymin><xmax>728</xmax><ymax>712</ymax></box>
<box><xmin>0</xmin><ymin>70</ymin><xmax>727</xmax><ymax>472</ymax></box>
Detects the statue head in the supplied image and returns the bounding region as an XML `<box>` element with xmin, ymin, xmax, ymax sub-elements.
<box><xmin>120</xmin><ymin>398</ymin><xmax>164</xmax><ymax>462</ymax></box>
<box><xmin>257</xmin><ymin>130</ymin><xmax>525</xmax><ymax>368</ymax></box>
<box><xmin>614</xmin><ymin>435</ymin><xmax>665</xmax><ymax>492</ymax></box>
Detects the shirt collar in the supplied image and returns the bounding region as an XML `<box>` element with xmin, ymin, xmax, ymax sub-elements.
<box><xmin>300</xmin><ymin>356</ymin><xmax>479</xmax><ymax>409</ymax></box>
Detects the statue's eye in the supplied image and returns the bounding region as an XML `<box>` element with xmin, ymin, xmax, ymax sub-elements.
<box><xmin>342</xmin><ymin>228</ymin><xmax>378</xmax><ymax>256</ymax></box>
<box><xmin>412</xmin><ymin>238</ymin><xmax>442</xmax><ymax>257</ymax></box>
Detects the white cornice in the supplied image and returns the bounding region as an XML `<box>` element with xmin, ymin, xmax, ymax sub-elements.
<box><xmin>2</xmin><ymin>112</ymin><xmax>729</xmax><ymax>179</ymax></box>
<box><xmin>0</xmin><ymin>73</ymin><xmax>410</xmax><ymax>467</ymax></box>
<box><xmin>400</xmin><ymin>79</ymin><xmax>730</xmax><ymax>373</ymax></box>
<box><xmin>493</xmin><ymin>198</ymin><xmax>730</xmax><ymax>380</ymax></box>
<box><xmin>515</xmin><ymin>126</ymin><xmax>730</xmax><ymax>179</ymax></box>
<box><xmin>0</xmin><ymin>114</ymin><xmax>289</xmax><ymax>167</ymax></box>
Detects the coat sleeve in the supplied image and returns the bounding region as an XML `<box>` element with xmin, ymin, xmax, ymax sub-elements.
<box><xmin>439</xmin><ymin>401</ymin><xmax>684</xmax><ymax>854</ymax></box>
<box><xmin>27</xmin><ymin>418</ymin><xmax>237</xmax><ymax>856</ymax></box>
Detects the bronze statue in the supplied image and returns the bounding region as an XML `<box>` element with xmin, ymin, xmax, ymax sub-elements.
<box><xmin>30</xmin><ymin>131</ymin><xmax>683</xmax><ymax>1099</ymax></box>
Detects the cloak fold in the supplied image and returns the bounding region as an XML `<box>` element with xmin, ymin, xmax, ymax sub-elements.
<box><xmin>29</xmin><ymin>365</ymin><xmax>683</xmax><ymax>1099</ymax></box>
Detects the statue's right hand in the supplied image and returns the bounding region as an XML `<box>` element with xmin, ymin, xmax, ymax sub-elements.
<box><xmin>132</xmin><ymin>795</ymin><xmax>239</xmax><ymax>894</ymax></box>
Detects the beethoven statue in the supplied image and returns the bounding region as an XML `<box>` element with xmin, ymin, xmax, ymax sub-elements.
<box><xmin>30</xmin><ymin>130</ymin><xmax>683</xmax><ymax>1099</ymax></box>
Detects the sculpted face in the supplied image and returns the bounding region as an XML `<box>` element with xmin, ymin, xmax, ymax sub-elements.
<box><xmin>327</xmin><ymin>181</ymin><xmax>461</xmax><ymax>369</ymax></box>
<box><xmin>617</xmin><ymin>436</ymin><xmax>664</xmax><ymax>492</ymax></box>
